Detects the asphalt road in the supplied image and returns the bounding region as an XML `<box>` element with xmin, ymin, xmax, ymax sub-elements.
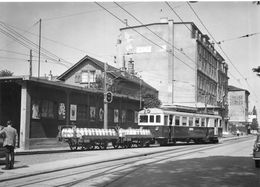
<box><xmin>1</xmin><ymin>136</ymin><xmax>259</xmax><ymax>187</ymax></box>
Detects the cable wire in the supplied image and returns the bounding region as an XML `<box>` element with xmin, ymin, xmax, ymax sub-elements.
<box><xmin>95</xmin><ymin>2</ymin><xmax>195</xmax><ymax>71</ymax></box>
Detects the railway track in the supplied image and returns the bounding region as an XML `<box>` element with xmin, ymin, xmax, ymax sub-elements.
<box><xmin>1</xmin><ymin>138</ymin><xmax>252</xmax><ymax>187</ymax></box>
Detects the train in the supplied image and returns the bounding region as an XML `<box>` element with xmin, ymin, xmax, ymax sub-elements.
<box><xmin>58</xmin><ymin>107</ymin><xmax>223</xmax><ymax>150</ymax></box>
<box><xmin>138</xmin><ymin>108</ymin><xmax>223</xmax><ymax>145</ymax></box>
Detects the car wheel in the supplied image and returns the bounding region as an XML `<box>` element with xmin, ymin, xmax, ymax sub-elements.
<box><xmin>255</xmin><ymin>160</ymin><xmax>260</xmax><ymax>168</ymax></box>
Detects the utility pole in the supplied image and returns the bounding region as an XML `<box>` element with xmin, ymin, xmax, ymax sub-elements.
<box><xmin>139</xmin><ymin>79</ymin><xmax>142</xmax><ymax>109</ymax></box>
<box><xmin>38</xmin><ymin>19</ymin><xmax>42</xmax><ymax>78</ymax></box>
<box><xmin>168</xmin><ymin>20</ymin><xmax>174</xmax><ymax>104</ymax></box>
<box><xmin>104</xmin><ymin>63</ymin><xmax>108</xmax><ymax>129</ymax></box>
<box><xmin>29</xmin><ymin>49</ymin><xmax>32</xmax><ymax>77</ymax></box>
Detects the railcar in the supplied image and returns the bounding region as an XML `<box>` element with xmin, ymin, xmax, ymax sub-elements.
<box><xmin>138</xmin><ymin>108</ymin><xmax>223</xmax><ymax>145</ymax></box>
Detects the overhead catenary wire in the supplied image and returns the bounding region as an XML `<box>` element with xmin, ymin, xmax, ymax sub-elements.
<box><xmin>216</xmin><ymin>32</ymin><xmax>260</xmax><ymax>44</ymax></box>
<box><xmin>0</xmin><ymin>27</ymin><xmax>69</xmax><ymax>68</ymax></box>
<box><xmin>0</xmin><ymin>21</ymin><xmax>73</xmax><ymax>67</ymax></box>
<box><xmin>0</xmin><ymin>49</ymin><xmax>30</xmax><ymax>57</ymax></box>
<box><xmin>186</xmin><ymin>2</ymin><xmax>259</xmax><ymax>102</ymax></box>
<box><xmin>95</xmin><ymin>2</ymin><xmax>195</xmax><ymax>71</ymax></box>
<box><xmin>0</xmin><ymin>21</ymin><xmax>72</xmax><ymax>66</ymax></box>
<box><xmin>165</xmin><ymin>1</ymin><xmax>239</xmax><ymax>84</ymax></box>
<box><xmin>43</xmin><ymin>2</ymin><xmax>139</xmax><ymax>21</ymax></box>
<box><xmin>3</xmin><ymin>19</ymin><xmax>116</xmax><ymax>60</ymax></box>
<box><xmin>114</xmin><ymin>2</ymin><xmax>196</xmax><ymax>66</ymax></box>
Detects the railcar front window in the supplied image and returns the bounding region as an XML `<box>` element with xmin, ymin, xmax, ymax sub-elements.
<box><xmin>189</xmin><ymin>117</ymin><xmax>193</xmax><ymax>126</ymax></box>
<box><xmin>150</xmin><ymin>115</ymin><xmax>154</xmax><ymax>123</ymax></box>
<box><xmin>140</xmin><ymin>115</ymin><xmax>148</xmax><ymax>123</ymax></box>
<box><xmin>182</xmin><ymin>117</ymin><xmax>187</xmax><ymax>126</ymax></box>
<box><xmin>156</xmin><ymin>115</ymin><xmax>161</xmax><ymax>123</ymax></box>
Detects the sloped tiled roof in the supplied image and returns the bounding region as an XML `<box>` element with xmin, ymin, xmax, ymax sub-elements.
<box><xmin>57</xmin><ymin>55</ymin><xmax>157</xmax><ymax>92</ymax></box>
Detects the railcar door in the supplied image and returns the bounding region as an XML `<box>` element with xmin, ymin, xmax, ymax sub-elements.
<box><xmin>214</xmin><ymin>119</ymin><xmax>218</xmax><ymax>136</ymax></box>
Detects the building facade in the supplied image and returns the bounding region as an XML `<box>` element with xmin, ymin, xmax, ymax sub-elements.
<box><xmin>117</xmin><ymin>19</ymin><xmax>229</xmax><ymax>130</ymax></box>
<box><xmin>228</xmin><ymin>85</ymin><xmax>250</xmax><ymax>134</ymax></box>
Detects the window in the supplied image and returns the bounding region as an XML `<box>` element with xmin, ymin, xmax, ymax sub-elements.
<box><xmin>175</xmin><ymin>116</ymin><xmax>180</xmax><ymax>126</ymax></box>
<box><xmin>164</xmin><ymin>115</ymin><xmax>168</xmax><ymax>126</ymax></box>
<box><xmin>169</xmin><ymin>115</ymin><xmax>173</xmax><ymax>125</ymax></box>
<box><xmin>81</xmin><ymin>72</ymin><xmax>88</xmax><ymax>83</ymax></box>
<box><xmin>195</xmin><ymin>118</ymin><xmax>200</xmax><ymax>126</ymax></box>
<box><xmin>80</xmin><ymin>71</ymin><xmax>96</xmax><ymax>83</ymax></box>
<box><xmin>189</xmin><ymin>117</ymin><xmax>193</xmax><ymax>126</ymax></box>
<box><xmin>150</xmin><ymin>115</ymin><xmax>154</xmax><ymax>123</ymax></box>
<box><xmin>156</xmin><ymin>115</ymin><xmax>161</xmax><ymax>123</ymax></box>
<box><xmin>89</xmin><ymin>71</ymin><xmax>95</xmax><ymax>83</ymax></box>
<box><xmin>182</xmin><ymin>117</ymin><xmax>187</xmax><ymax>126</ymax></box>
<box><xmin>140</xmin><ymin>115</ymin><xmax>148</xmax><ymax>123</ymax></box>
<box><xmin>214</xmin><ymin>119</ymin><xmax>218</xmax><ymax>127</ymax></box>
<box><xmin>201</xmin><ymin>118</ymin><xmax>205</xmax><ymax>127</ymax></box>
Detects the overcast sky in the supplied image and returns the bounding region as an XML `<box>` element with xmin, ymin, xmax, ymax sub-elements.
<box><xmin>0</xmin><ymin>1</ymin><xmax>259</xmax><ymax>115</ymax></box>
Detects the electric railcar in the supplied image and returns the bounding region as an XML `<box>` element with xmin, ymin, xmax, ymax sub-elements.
<box><xmin>138</xmin><ymin>108</ymin><xmax>223</xmax><ymax>145</ymax></box>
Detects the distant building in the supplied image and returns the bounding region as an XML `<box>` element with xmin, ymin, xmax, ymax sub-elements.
<box><xmin>228</xmin><ymin>85</ymin><xmax>250</xmax><ymax>134</ymax></box>
<box><xmin>0</xmin><ymin>55</ymin><xmax>157</xmax><ymax>150</ymax></box>
<box><xmin>117</xmin><ymin>19</ymin><xmax>229</xmax><ymax>130</ymax></box>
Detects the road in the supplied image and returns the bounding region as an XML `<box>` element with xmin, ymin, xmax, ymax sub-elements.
<box><xmin>0</xmin><ymin>136</ymin><xmax>259</xmax><ymax>187</ymax></box>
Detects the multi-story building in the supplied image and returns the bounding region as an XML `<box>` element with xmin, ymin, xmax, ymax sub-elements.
<box><xmin>228</xmin><ymin>85</ymin><xmax>250</xmax><ymax>134</ymax></box>
<box><xmin>117</xmin><ymin>19</ymin><xmax>229</xmax><ymax>129</ymax></box>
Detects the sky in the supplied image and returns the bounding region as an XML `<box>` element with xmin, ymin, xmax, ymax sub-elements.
<box><xmin>0</xmin><ymin>1</ymin><xmax>260</xmax><ymax>115</ymax></box>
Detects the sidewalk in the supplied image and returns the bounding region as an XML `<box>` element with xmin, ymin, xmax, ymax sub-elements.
<box><xmin>0</xmin><ymin>134</ymin><xmax>253</xmax><ymax>182</ymax></box>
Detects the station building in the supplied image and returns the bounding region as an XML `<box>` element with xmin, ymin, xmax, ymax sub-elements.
<box><xmin>116</xmin><ymin>19</ymin><xmax>229</xmax><ymax>131</ymax></box>
<box><xmin>0</xmin><ymin>55</ymin><xmax>157</xmax><ymax>150</ymax></box>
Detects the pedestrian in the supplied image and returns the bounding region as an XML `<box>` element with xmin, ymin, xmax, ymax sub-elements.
<box><xmin>0</xmin><ymin>120</ymin><xmax>18</xmax><ymax>170</ymax></box>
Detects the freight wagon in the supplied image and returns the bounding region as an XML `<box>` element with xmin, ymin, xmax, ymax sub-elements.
<box><xmin>138</xmin><ymin>108</ymin><xmax>222</xmax><ymax>145</ymax></box>
<box><xmin>58</xmin><ymin>125</ymin><xmax>153</xmax><ymax>150</ymax></box>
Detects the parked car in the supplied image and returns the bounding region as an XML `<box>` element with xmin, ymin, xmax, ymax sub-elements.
<box><xmin>253</xmin><ymin>134</ymin><xmax>260</xmax><ymax>168</ymax></box>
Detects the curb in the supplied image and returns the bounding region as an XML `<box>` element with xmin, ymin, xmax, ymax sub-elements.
<box><xmin>0</xmin><ymin>135</ymin><xmax>253</xmax><ymax>182</ymax></box>
<box><xmin>14</xmin><ymin>135</ymin><xmax>251</xmax><ymax>155</ymax></box>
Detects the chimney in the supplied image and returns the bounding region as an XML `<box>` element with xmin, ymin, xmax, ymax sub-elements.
<box><xmin>160</xmin><ymin>17</ymin><xmax>168</xmax><ymax>23</ymax></box>
<box><xmin>121</xmin><ymin>55</ymin><xmax>127</xmax><ymax>72</ymax></box>
<box><xmin>128</xmin><ymin>58</ymin><xmax>135</xmax><ymax>75</ymax></box>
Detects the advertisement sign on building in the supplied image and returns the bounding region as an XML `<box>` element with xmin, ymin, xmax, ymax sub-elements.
<box><xmin>228</xmin><ymin>91</ymin><xmax>246</xmax><ymax>122</ymax></box>
<box><xmin>70</xmin><ymin>104</ymin><xmax>77</xmax><ymax>121</ymax></box>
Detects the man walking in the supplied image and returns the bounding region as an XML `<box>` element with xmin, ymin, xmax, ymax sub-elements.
<box><xmin>0</xmin><ymin>120</ymin><xmax>18</xmax><ymax>169</ymax></box>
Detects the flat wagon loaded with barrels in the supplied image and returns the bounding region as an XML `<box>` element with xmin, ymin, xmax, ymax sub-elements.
<box><xmin>58</xmin><ymin>126</ymin><xmax>154</xmax><ymax>151</ymax></box>
<box><xmin>58</xmin><ymin>107</ymin><xmax>223</xmax><ymax>151</ymax></box>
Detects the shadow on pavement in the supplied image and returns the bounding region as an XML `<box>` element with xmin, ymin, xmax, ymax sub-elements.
<box><xmin>109</xmin><ymin>156</ymin><xmax>260</xmax><ymax>187</ymax></box>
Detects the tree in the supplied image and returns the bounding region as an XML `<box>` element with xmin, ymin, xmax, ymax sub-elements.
<box><xmin>143</xmin><ymin>93</ymin><xmax>162</xmax><ymax>108</ymax></box>
<box><xmin>251</xmin><ymin>106</ymin><xmax>259</xmax><ymax>131</ymax></box>
<box><xmin>0</xmin><ymin>69</ymin><xmax>13</xmax><ymax>77</ymax></box>
<box><xmin>252</xmin><ymin>66</ymin><xmax>260</xmax><ymax>77</ymax></box>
